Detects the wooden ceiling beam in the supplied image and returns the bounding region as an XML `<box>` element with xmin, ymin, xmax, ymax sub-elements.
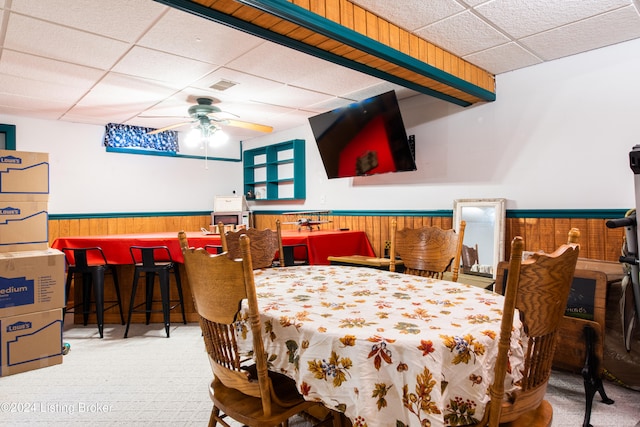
<box><xmin>156</xmin><ymin>0</ymin><xmax>496</xmax><ymax>106</ymax></box>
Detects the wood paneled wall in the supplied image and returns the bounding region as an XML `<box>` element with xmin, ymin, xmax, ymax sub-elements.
<box><xmin>48</xmin><ymin>213</ymin><xmax>625</xmax><ymax>264</ymax></box>
<box><xmin>255</xmin><ymin>214</ymin><xmax>625</xmax><ymax>263</ymax></box>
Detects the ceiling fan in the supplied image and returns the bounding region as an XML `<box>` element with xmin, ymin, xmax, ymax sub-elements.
<box><xmin>145</xmin><ymin>97</ymin><xmax>273</xmax><ymax>136</ymax></box>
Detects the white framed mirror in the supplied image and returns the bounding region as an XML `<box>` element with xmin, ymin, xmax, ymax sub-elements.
<box><xmin>453</xmin><ymin>198</ymin><xmax>506</xmax><ymax>278</ymax></box>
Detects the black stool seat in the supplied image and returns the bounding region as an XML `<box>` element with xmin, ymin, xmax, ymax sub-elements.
<box><xmin>124</xmin><ymin>246</ymin><xmax>187</xmax><ymax>338</ymax></box>
<box><xmin>62</xmin><ymin>247</ymin><xmax>125</xmax><ymax>338</ymax></box>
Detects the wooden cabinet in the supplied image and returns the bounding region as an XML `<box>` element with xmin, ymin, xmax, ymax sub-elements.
<box><xmin>243</xmin><ymin>139</ymin><xmax>305</xmax><ymax>201</ymax></box>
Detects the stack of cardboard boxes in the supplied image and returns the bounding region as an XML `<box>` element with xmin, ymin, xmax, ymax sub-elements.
<box><xmin>0</xmin><ymin>149</ymin><xmax>66</xmax><ymax>377</ymax></box>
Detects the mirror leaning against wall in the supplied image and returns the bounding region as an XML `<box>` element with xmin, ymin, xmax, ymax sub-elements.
<box><xmin>453</xmin><ymin>198</ymin><xmax>506</xmax><ymax>278</ymax></box>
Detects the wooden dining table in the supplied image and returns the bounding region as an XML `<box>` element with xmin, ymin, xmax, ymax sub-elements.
<box><xmin>238</xmin><ymin>265</ymin><xmax>526</xmax><ymax>427</ymax></box>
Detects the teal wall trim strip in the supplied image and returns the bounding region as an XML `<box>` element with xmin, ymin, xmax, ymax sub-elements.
<box><xmin>254</xmin><ymin>209</ymin><xmax>629</xmax><ymax>219</ymax></box>
<box><xmin>506</xmin><ymin>209</ymin><xmax>628</xmax><ymax>219</ymax></box>
<box><xmin>106</xmin><ymin>146</ymin><xmax>241</xmax><ymax>162</ymax></box>
<box><xmin>153</xmin><ymin>0</ymin><xmax>482</xmax><ymax>107</ymax></box>
<box><xmin>239</xmin><ymin>0</ymin><xmax>495</xmax><ymax>103</ymax></box>
<box><xmin>49</xmin><ymin>211</ymin><xmax>211</xmax><ymax>220</ymax></box>
<box><xmin>49</xmin><ymin>209</ymin><xmax>628</xmax><ymax>221</ymax></box>
<box><xmin>0</xmin><ymin>124</ymin><xmax>16</xmax><ymax>150</ymax></box>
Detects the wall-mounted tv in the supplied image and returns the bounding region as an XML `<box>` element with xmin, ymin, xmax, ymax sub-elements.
<box><xmin>308</xmin><ymin>90</ymin><xmax>416</xmax><ymax>179</ymax></box>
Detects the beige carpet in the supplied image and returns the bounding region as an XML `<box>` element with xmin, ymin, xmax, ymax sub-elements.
<box><xmin>1</xmin><ymin>319</ymin><xmax>638</xmax><ymax>426</ymax></box>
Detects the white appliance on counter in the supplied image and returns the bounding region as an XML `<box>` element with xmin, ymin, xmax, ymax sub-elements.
<box><xmin>211</xmin><ymin>195</ymin><xmax>251</xmax><ymax>228</ymax></box>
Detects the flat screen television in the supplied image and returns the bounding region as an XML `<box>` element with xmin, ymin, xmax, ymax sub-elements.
<box><xmin>309</xmin><ymin>90</ymin><xmax>416</xmax><ymax>179</ymax></box>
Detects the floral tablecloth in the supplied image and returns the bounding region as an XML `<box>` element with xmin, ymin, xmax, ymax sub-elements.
<box><xmin>239</xmin><ymin>265</ymin><xmax>525</xmax><ymax>427</ymax></box>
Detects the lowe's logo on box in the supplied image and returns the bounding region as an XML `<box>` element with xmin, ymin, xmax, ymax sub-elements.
<box><xmin>0</xmin><ymin>277</ymin><xmax>34</xmax><ymax>309</ymax></box>
<box><xmin>0</xmin><ymin>207</ymin><xmax>21</xmax><ymax>215</ymax></box>
<box><xmin>0</xmin><ymin>155</ymin><xmax>22</xmax><ymax>164</ymax></box>
<box><xmin>7</xmin><ymin>321</ymin><xmax>32</xmax><ymax>333</ymax></box>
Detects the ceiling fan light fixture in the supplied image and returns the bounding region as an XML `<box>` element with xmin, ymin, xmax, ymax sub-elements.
<box><xmin>210</xmin><ymin>79</ymin><xmax>237</xmax><ymax>91</ymax></box>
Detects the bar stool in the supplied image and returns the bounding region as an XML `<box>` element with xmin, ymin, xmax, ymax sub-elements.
<box><xmin>61</xmin><ymin>247</ymin><xmax>125</xmax><ymax>338</ymax></box>
<box><xmin>124</xmin><ymin>246</ymin><xmax>187</xmax><ymax>338</ymax></box>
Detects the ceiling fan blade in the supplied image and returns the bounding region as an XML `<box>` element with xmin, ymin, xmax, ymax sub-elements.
<box><xmin>225</xmin><ymin>119</ymin><xmax>273</xmax><ymax>133</ymax></box>
<box><xmin>146</xmin><ymin>121</ymin><xmax>192</xmax><ymax>135</ymax></box>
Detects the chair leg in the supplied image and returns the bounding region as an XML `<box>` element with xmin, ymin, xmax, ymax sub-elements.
<box><xmin>82</xmin><ymin>272</ymin><xmax>92</xmax><ymax>326</ymax></box>
<box><xmin>174</xmin><ymin>266</ymin><xmax>187</xmax><ymax>324</ymax></box>
<box><xmin>92</xmin><ymin>267</ymin><xmax>106</xmax><ymax>338</ymax></box>
<box><xmin>110</xmin><ymin>265</ymin><xmax>125</xmax><ymax>325</ymax></box>
<box><xmin>124</xmin><ymin>268</ymin><xmax>140</xmax><ymax>338</ymax></box>
<box><xmin>159</xmin><ymin>269</ymin><xmax>171</xmax><ymax>337</ymax></box>
<box><xmin>64</xmin><ymin>269</ymin><xmax>74</xmax><ymax>319</ymax></box>
<box><xmin>145</xmin><ymin>272</ymin><xmax>155</xmax><ymax>325</ymax></box>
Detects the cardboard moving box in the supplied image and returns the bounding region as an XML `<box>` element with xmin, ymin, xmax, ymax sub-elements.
<box><xmin>0</xmin><ymin>150</ymin><xmax>49</xmax><ymax>201</ymax></box>
<box><xmin>0</xmin><ymin>249</ymin><xmax>65</xmax><ymax>318</ymax></box>
<box><xmin>0</xmin><ymin>308</ymin><xmax>63</xmax><ymax>376</ymax></box>
<box><xmin>0</xmin><ymin>201</ymin><xmax>49</xmax><ymax>252</ymax></box>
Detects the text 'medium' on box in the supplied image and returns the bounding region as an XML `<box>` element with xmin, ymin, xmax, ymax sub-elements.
<box><xmin>0</xmin><ymin>150</ymin><xmax>49</xmax><ymax>202</ymax></box>
<box><xmin>0</xmin><ymin>249</ymin><xmax>65</xmax><ymax>318</ymax></box>
<box><xmin>0</xmin><ymin>308</ymin><xmax>63</xmax><ymax>377</ymax></box>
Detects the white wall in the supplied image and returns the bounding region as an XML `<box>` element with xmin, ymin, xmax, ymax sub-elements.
<box><xmin>245</xmin><ymin>38</ymin><xmax>640</xmax><ymax>212</ymax></box>
<box><xmin>0</xmin><ymin>115</ymin><xmax>242</xmax><ymax>214</ymax></box>
<box><xmin>3</xmin><ymin>37</ymin><xmax>639</xmax><ymax>214</ymax></box>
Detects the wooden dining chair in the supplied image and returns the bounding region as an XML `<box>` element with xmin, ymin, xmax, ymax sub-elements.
<box><xmin>218</xmin><ymin>222</ymin><xmax>283</xmax><ymax>269</ymax></box>
<box><xmin>482</xmin><ymin>228</ymin><xmax>580</xmax><ymax>427</ymax></box>
<box><xmin>389</xmin><ymin>219</ymin><xmax>466</xmax><ymax>281</ymax></box>
<box><xmin>178</xmin><ymin>231</ymin><xmax>337</xmax><ymax>427</ymax></box>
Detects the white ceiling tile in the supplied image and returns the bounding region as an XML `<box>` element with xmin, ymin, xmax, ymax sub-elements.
<box><xmin>288</xmin><ymin>63</ymin><xmax>383</xmax><ymax>97</ymax></box>
<box><xmin>520</xmin><ymin>6</ymin><xmax>640</xmax><ymax>61</ymax></box>
<box><xmin>74</xmin><ymin>73</ymin><xmax>176</xmax><ymax>108</ymax></box>
<box><xmin>4</xmin><ymin>14</ymin><xmax>129</xmax><ymax>70</ymax></box>
<box><xmin>0</xmin><ymin>50</ymin><xmax>103</xmax><ymax>89</ymax></box>
<box><xmin>464</xmin><ymin>42</ymin><xmax>543</xmax><ymax>74</ymax></box>
<box><xmin>350</xmin><ymin>0</ymin><xmax>464</xmax><ymax>31</ymax></box>
<box><xmin>0</xmin><ymin>72</ymin><xmax>87</xmax><ymax>103</ymax></box>
<box><xmin>188</xmin><ymin>68</ymin><xmax>284</xmax><ymax>102</ymax></box>
<box><xmin>226</xmin><ymin>43</ymin><xmax>333</xmax><ymax>86</ymax></box>
<box><xmin>415</xmin><ymin>11</ymin><xmax>510</xmax><ymax>56</ymax></box>
<box><xmin>111</xmin><ymin>46</ymin><xmax>217</xmax><ymax>87</ymax></box>
<box><xmin>475</xmin><ymin>0</ymin><xmax>632</xmax><ymax>39</ymax></box>
<box><xmin>138</xmin><ymin>8</ymin><xmax>264</xmax><ymax>65</ymax></box>
<box><xmin>0</xmin><ymin>92</ymin><xmax>70</xmax><ymax>118</ymax></box>
<box><xmin>251</xmin><ymin>84</ymin><xmax>330</xmax><ymax>109</ymax></box>
<box><xmin>8</xmin><ymin>0</ymin><xmax>167</xmax><ymax>42</ymax></box>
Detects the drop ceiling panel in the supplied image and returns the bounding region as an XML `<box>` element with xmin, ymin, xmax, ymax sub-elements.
<box><xmin>521</xmin><ymin>6</ymin><xmax>640</xmax><ymax>61</ymax></box>
<box><xmin>0</xmin><ymin>50</ymin><xmax>104</xmax><ymax>89</ymax></box>
<box><xmin>137</xmin><ymin>8</ymin><xmax>265</xmax><ymax>65</ymax></box>
<box><xmin>474</xmin><ymin>0</ymin><xmax>632</xmax><ymax>39</ymax></box>
<box><xmin>9</xmin><ymin>0</ymin><xmax>167</xmax><ymax>42</ymax></box>
<box><xmin>464</xmin><ymin>43</ymin><xmax>542</xmax><ymax>75</ymax></box>
<box><xmin>415</xmin><ymin>11</ymin><xmax>511</xmax><ymax>57</ymax></box>
<box><xmin>4</xmin><ymin>14</ymin><xmax>129</xmax><ymax>70</ymax></box>
<box><xmin>188</xmin><ymin>67</ymin><xmax>285</xmax><ymax>101</ymax></box>
<box><xmin>349</xmin><ymin>0</ymin><xmax>465</xmax><ymax>31</ymax></box>
<box><xmin>112</xmin><ymin>46</ymin><xmax>217</xmax><ymax>87</ymax></box>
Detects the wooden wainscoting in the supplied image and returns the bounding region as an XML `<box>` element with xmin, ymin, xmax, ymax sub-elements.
<box><xmin>255</xmin><ymin>214</ymin><xmax>625</xmax><ymax>263</ymax></box>
<box><xmin>49</xmin><ymin>213</ymin><xmax>625</xmax><ymax>264</ymax></box>
<box><xmin>48</xmin><ymin>214</ymin><xmax>211</xmax><ymax>244</ymax></box>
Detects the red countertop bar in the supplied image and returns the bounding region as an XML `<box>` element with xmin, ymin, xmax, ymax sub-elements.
<box><xmin>51</xmin><ymin>229</ymin><xmax>375</xmax><ymax>265</ymax></box>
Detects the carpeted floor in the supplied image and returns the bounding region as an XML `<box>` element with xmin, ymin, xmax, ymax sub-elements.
<box><xmin>1</xmin><ymin>320</ymin><xmax>638</xmax><ymax>426</ymax></box>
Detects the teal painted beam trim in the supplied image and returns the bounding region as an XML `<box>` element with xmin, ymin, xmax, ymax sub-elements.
<box><xmin>49</xmin><ymin>211</ymin><xmax>211</xmax><ymax>220</ymax></box>
<box><xmin>106</xmin><ymin>146</ymin><xmax>241</xmax><ymax>162</ymax></box>
<box><xmin>153</xmin><ymin>0</ymin><xmax>479</xmax><ymax>107</ymax></box>
<box><xmin>253</xmin><ymin>209</ymin><xmax>629</xmax><ymax>219</ymax></box>
<box><xmin>0</xmin><ymin>124</ymin><xmax>16</xmax><ymax>150</ymax></box>
<box><xmin>239</xmin><ymin>0</ymin><xmax>495</xmax><ymax>103</ymax></box>
<box><xmin>507</xmin><ymin>209</ymin><xmax>628</xmax><ymax>219</ymax></box>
